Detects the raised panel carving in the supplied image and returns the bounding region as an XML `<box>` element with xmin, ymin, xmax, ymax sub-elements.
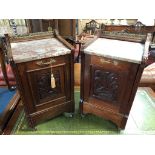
<box><xmin>36</xmin><ymin>70</ymin><xmax>61</xmax><ymax>104</ymax></box>
<box><xmin>93</xmin><ymin>69</ymin><xmax>119</xmax><ymax>102</ymax></box>
<box><xmin>26</xmin><ymin>65</ymin><xmax>66</xmax><ymax>107</ymax></box>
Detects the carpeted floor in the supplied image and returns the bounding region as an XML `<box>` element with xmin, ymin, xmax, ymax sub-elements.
<box><xmin>12</xmin><ymin>88</ymin><xmax>155</xmax><ymax>135</ymax></box>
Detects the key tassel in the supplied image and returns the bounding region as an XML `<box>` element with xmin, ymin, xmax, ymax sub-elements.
<box><xmin>51</xmin><ymin>73</ymin><xmax>56</xmax><ymax>88</ymax></box>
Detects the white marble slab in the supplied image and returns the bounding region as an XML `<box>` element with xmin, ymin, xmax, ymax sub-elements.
<box><xmin>11</xmin><ymin>38</ymin><xmax>71</xmax><ymax>63</ymax></box>
<box><xmin>84</xmin><ymin>38</ymin><xmax>145</xmax><ymax>64</ymax></box>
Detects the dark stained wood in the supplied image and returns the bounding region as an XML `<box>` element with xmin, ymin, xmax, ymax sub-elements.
<box><xmin>2</xmin><ymin>100</ymin><xmax>23</xmax><ymax>135</ymax></box>
<box><xmin>27</xmin><ymin>19</ymin><xmax>76</xmax><ymax>39</ymax></box>
<box><xmin>27</xmin><ymin>19</ymin><xmax>58</xmax><ymax>33</ymax></box>
<box><xmin>79</xmin><ymin>49</ymin><xmax>85</xmax><ymax>114</ymax></box>
<box><xmin>70</xmin><ymin>45</ymin><xmax>75</xmax><ymax>112</ymax></box>
<box><xmin>100</xmin><ymin>30</ymin><xmax>147</xmax><ymax>43</ymax></box>
<box><xmin>55</xmin><ymin>31</ymin><xmax>74</xmax><ymax>50</ymax></box>
<box><xmin>58</xmin><ymin>19</ymin><xmax>76</xmax><ymax>38</ymax></box>
<box><xmin>83</xmin><ymin>102</ymin><xmax>127</xmax><ymax>129</ymax></box>
<box><xmin>80</xmin><ymin>30</ymin><xmax>151</xmax><ymax>129</ymax></box>
<box><xmin>122</xmin><ymin>64</ymin><xmax>146</xmax><ymax>114</ymax></box>
<box><xmin>0</xmin><ymin>91</ymin><xmax>20</xmax><ymax>134</ymax></box>
<box><xmin>29</xmin><ymin>101</ymin><xmax>73</xmax><ymax>125</ymax></box>
<box><xmin>6</xmin><ymin>31</ymin><xmax>54</xmax><ymax>43</ymax></box>
<box><xmin>139</xmin><ymin>83</ymin><xmax>155</xmax><ymax>91</ymax></box>
<box><xmin>103</xmin><ymin>25</ymin><xmax>155</xmax><ymax>34</ymax></box>
<box><xmin>6</xmin><ymin>31</ymin><xmax>74</xmax><ymax>128</ymax></box>
<box><xmin>80</xmin><ymin>54</ymin><xmax>141</xmax><ymax>129</ymax></box>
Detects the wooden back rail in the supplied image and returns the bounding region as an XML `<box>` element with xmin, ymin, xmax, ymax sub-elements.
<box><xmin>101</xmin><ymin>22</ymin><xmax>155</xmax><ymax>34</ymax></box>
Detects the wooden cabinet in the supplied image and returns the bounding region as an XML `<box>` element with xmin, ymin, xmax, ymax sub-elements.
<box><xmin>5</xmin><ymin>31</ymin><xmax>74</xmax><ymax>128</ymax></box>
<box><xmin>80</xmin><ymin>33</ymin><xmax>152</xmax><ymax>129</ymax></box>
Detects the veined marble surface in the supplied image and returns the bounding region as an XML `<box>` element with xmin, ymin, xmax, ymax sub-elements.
<box><xmin>11</xmin><ymin>38</ymin><xmax>71</xmax><ymax>63</ymax></box>
<box><xmin>84</xmin><ymin>38</ymin><xmax>145</xmax><ymax>64</ymax></box>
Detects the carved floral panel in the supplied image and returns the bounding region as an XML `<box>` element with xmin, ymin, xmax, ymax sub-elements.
<box><xmin>36</xmin><ymin>70</ymin><xmax>61</xmax><ymax>104</ymax></box>
<box><xmin>93</xmin><ymin>69</ymin><xmax>119</xmax><ymax>103</ymax></box>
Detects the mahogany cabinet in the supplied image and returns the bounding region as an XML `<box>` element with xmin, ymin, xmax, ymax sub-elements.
<box><xmin>80</xmin><ymin>32</ymin><xmax>152</xmax><ymax>129</ymax></box>
<box><xmin>5</xmin><ymin>31</ymin><xmax>74</xmax><ymax>128</ymax></box>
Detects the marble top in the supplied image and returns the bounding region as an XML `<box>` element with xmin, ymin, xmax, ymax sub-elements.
<box><xmin>11</xmin><ymin>38</ymin><xmax>71</xmax><ymax>63</ymax></box>
<box><xmin>84</xmin><ymin>38</ymin><xmax>145</xmax><ymax>64</ymax></box>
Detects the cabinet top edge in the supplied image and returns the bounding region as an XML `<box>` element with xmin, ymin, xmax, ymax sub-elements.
<box><xmin>11</xmin><ymin>38</ymin><xmax>71</xmax><ymax>63</ymax></box>
<box><xmin>84</xmin><ymin>38</ymin><xmax>144</xmax><ymax>64</ymax></box>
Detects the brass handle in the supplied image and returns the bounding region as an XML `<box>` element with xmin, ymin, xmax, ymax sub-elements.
<box><xmin>100</xmin><ymin>58</ymin><xmax>118</xmax><ymax>66</ymax></box>
<box><xmin>100</xmin><ymin>58</ymin><xmax>111</xmax><ymax>64</ymax></box>
<box><xmin>36</xmin><ymin>58</ymin><xmax>56</xmax><ymax>66</ymax></box>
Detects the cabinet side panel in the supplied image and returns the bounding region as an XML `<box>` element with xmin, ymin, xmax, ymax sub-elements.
<box><xmin>83</xmin><ymin>54</ymin><xmax>91</xmax><ymax>102</ymax></box>
<box><xmin>120</xmin><ymin>64</ymin><xmax>145</xmax><ymax>115</ymax></box>
<box><xmin>16</xmin><ymin>63</ymin><xmax>36</xmax><ymax>113</ymax></box>
<box><xmin>119</xmin><ymin>63</ymin><xmax>139</xmax><ymax>114</ymax></box>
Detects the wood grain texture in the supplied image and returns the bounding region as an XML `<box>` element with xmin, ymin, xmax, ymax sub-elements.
<box><xmin>80</xmin><ymin>53</ymin><xmax>143</xmax><ymax>129</ymax></box>
<box><xmin>0</xmin><ymin>91</ymin><xmax>20</xmax><ymax>134</ymax></box>
<box><xmin>80</xmin><ymin>29</ymin><xmax>147</xmax><ymax>129</ymax></box>
<box><xmin>9</xmin><ymin>32</ymin><xmax>74</xmax><ymax>128</ymax></box>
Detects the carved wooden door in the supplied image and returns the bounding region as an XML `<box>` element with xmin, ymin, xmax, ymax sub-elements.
<box><xmin>84</xmin><ymin>55</ymin><xmax>134</xmax><ymax>108</ymax></box>
<box><xmin>89</xmin><ymin>65</ymin><xmax>128</xmax><ymax>109</ymax></box>
<box><xmin>16</xmin><ymin>54</ymin><xmax>73</xmax><ymax>122</ymax></box>
<box><xmin>27</xmin><ymin>65</ymin><xmax>65</xmax><ymax>108</ymax></box>
<box><xmin>91</xmin><ymin>65</ymin><xmax>126</xmax><ymax>103</ymax></box>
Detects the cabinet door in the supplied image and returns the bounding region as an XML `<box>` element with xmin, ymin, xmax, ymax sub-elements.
<box><xmin>90</xmin><ymin>65</ymin><xmax>127</xmax><ymax>106</ymax></box>
<box><xmin>28</xmin><ymin>66</ymin><xmax>65</xmax><ymax>107</ymax></box>
<box><xmin>17</xmin><ymin>55</ymin><xmax>72</xmax><ymax>114</ymax></box>
<box><xmin>83</xmin><ymin>55</ymin><xmax>138</xmax><ymax>111</ymax></box>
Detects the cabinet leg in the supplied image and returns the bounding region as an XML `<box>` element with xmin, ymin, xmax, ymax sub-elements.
<box><xmin>79</xmin><ymin>99</ymin><xmax>86</xmax><ymax>118</ymax></box>
<box><xmin>27</xmin><ymin>116</ymin><xmax>37</xmax><ymax>130</ymax></box>
<box><xmin>79</xmin><ymin>99</ymin><xmax>83</xmax><ymax>114</ymax></box>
